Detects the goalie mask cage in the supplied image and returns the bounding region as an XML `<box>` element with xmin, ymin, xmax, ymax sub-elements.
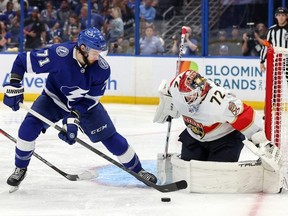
<box><xmin>265</xmin><ymin>46</ymin><xmax>288</xmax><ymax>163</ymax></box>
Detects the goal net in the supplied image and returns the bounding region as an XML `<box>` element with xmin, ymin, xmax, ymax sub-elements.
<box><xmin>265</xmin><ymin>47</ymin><xmax>288</xmax><ymax>163</ymax></box>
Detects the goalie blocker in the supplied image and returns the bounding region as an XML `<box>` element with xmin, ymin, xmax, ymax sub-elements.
<box><xmin>153</xmin><ymin>80</ymin><xmax>180</xmax><ymax>123</ymax></box>
<box><xmin>157</xmin><ymin>153</ymin><xmax>284</xmax><ymax>193</ymax></box>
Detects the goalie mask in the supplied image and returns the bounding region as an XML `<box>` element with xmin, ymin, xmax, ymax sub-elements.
<box><xmin>170</xmin><ymin>70</ymin><xmax>207</xmax><ymax>114</ymax></box>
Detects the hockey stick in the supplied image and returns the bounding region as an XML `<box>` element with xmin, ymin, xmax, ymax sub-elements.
<box><xmin>0</xmin><ymin>128</ymin><xmax>97</xmax><ymax>181</ymax></box>
<box><xmin>158</xmin><ymin>27</ymin><xmax>188</xmax><ymax>185</ymax></box>
<box><xmin>19</xmin><ymin>103</ymin><xmax>187</xmax><ymax>193</ymax></box>
<box><xmin>163</xmin><ymin>26</ymin><xmax>187</xmax><ymax>159</ymax></box>
<box><xmin>176</xmin><ymin>27</ymin><xmax>188</xmax><ymax>80</ymax></box>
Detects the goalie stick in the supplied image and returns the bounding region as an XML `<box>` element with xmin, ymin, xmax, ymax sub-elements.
<box><xmin>158</xmin><ymin>27</ymin><xmax>188</xmax><ymax>184</ymax></box>
<box><xmin>0</xmin><ymin>128</ymin><xmax>97</xmax><ymax>182</ymax></box>
<box><xmin>19</xmin><ymin>103</ymin><xmax>187</xmax><ymax>193</ymax></box>
<box><xmin>163</xmin><ymin>26</ymin><xmax>187</xmax><ymax>159</ymax></box>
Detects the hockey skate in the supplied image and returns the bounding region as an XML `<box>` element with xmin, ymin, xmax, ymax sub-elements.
<box><xmin>138</xmin><ymin>169</ymin><xmax>157</xmax><ymax>184</ymax></box>
<box><xmin>7</xmin><ymin>168</ymin><xmax>27</xmax><ymax>193</ymax></box>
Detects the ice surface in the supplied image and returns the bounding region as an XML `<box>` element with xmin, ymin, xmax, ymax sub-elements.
<box><xmin>0</xmin><ymin>102</ymin><xmax>288</xmax><ymax>216</ymax></box>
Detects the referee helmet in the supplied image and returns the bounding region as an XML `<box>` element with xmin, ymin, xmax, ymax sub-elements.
<box><xmin>275</xmin><ymin>7</ymin><xmax>288</xmax><ymax>15</ymax></box>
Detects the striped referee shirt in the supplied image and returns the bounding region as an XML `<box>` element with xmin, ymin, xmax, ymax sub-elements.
<box><xmin>260</xmin><ymin>23</ymin><xmax>288</xmax><ymax>63</ymax></box>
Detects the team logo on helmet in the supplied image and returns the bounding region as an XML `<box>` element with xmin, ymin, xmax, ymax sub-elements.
<box><xmin>85</xmin><ymin>29</ymin><xmax>95</xmax><ymax>38</ymax></box>
<box><xmin>179</xmin><ymin>70</ymin><xmax>205</xmax><ymax>94</ymax></box>
<box><xmin>56</xmin><ymin>46</ymin><xmax>69</xmax><ymax>57</ymax></box>
<box><xmin>175</xmin><ymin>70</ymin><xmax>207</xmax><ymax>114</ymax></box>
<box><xmin>98</xmin><ymin>56</ymin><xmax>109</xmax><ymax>69</ymax></box>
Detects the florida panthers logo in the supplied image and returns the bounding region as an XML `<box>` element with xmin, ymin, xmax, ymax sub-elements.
<box><xmin>228</xmin><ymin>101</ymin><xmax>240</xmax><ymax>116</ymax></box>
<box><xmin>61</xmin><ymin>86</ymin><xmax>89</xmax><ymax>108</ymax></box>
<box><xmin>183</xmin><ymin>116</ymin><xmax>205</xmax><ymax>138</ymax></box>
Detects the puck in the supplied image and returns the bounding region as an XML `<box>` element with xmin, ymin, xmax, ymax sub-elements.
<box><xmin>161</xmin><ymin>197</ymin><xmax>171</xmax><ymax>202</ymax></box>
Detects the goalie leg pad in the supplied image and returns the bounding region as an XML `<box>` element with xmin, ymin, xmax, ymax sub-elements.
<box><xmin>263</xmin><ymin>167</ymin><xmax>284</xmax><ymax>193</ymax></box>
<box><xmin>170</xmin><ymin>154</ymin><xmax>283</xmax><ymax>193</ymax></box>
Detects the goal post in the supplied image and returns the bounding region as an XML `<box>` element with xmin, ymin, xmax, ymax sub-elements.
<box><xmin>265</xmin><ymin>46</ymin><xmax>288</xmax><ymax>162</ymax></box>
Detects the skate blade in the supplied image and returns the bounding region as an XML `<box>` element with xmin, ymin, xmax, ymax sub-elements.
<box><xmin>9</xmin><ymin>186</ymin><xmax>19</xmax><ymax>193</ymax></box>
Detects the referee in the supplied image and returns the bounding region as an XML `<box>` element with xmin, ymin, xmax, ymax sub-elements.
<box><xmin>260</xmin><ymin>7</ymin><xmax>288</xmax><ymax>72</ymax></box>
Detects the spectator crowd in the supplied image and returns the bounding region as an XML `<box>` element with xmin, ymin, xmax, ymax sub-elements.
<box><xmin>0</xmin><ymin>0</ymin><xmax>193</xmax><ymax>55</ymax></box>
<box><xmin>0</xmin><ymin>0</ymin><xmax>274</xmax><ymax>57</ymax></box>
<box><xmin>0</xmin><ymin>0</ymin><xmax>138</xmax><ymax>52</ymax></box>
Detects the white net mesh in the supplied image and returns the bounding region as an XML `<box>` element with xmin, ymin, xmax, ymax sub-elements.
<box><xmin>269</xmin><ymin>47</ymin><xmax>288</xmax><ymax>163</ymax></box>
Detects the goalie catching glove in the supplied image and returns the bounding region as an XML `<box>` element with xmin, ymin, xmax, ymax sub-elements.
<box><xmin>58</xmin><ymin>110</ymin><xmax>82</xmax><ymax>145</ymax></box>
<box><xmin>248</xmin><ymin>130</ymin><xmax>282</xmax><ymax>171</ymax></box>
<box><xmin>153</xmin><ymin>79</ymin><xmax>180</xmax><ymax>123</ymax></box>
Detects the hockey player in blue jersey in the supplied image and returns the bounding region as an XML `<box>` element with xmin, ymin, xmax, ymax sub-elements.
<box><xmin>3</xmin><ymin>27</ymin><xmax>157</xmax><ymax>188</ymax></box>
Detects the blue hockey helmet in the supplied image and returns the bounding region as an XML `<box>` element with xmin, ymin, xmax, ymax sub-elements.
<box><xmin>77</xmin><ymin>27</ymin><xmax>107</xmax><ymax>51</ymax></box>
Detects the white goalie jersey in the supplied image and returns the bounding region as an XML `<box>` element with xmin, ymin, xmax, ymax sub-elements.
<box><xmin>169</xmin><ymin>77</ymin><xmax>264</xmax><ymax>142</ymax></box>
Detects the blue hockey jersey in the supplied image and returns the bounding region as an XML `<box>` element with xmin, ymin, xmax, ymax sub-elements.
<box><xmin>11</xmin><ymin>42</ymin><xmax>111</xmax><ymax>115</ymax></box>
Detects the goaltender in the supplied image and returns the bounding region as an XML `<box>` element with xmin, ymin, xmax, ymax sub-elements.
<box><xmin>154</xmin><ymin>70</ymin><xmax>283</xmax><ymax>193</ymax></box>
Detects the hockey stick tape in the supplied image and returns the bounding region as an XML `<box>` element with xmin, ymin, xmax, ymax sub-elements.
<box><xmin>181</xmin><ymin>27</ymin><xmax>187</xmax><ymax>35</ymax></box>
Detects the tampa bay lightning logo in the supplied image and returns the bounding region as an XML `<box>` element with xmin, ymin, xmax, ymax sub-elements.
<box><xmin>85</xmin><ymin>29</ymin><xmax>95</xmax><ymax>38</ymax></box>
<box><xmin>56</xmin><ymin>46</ymin><xmax>69</xmax><ymax>57</ymax></box>
<box><xmin>98</xmin><ymin>56</ymin><xmax>109</xmax><ymax>69</ymax></box>
<box><xmin>60</xmin><ymin>86</ymin><xmax>89</xmax><ymax>108</ymax></box>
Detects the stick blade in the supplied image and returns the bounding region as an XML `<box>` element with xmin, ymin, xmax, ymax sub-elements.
<box><xmin>154</xmin><ymin>180</ymin><xmax>188</xmax><ymax>193</ymax></box>
<box><xmin>176</xmin><ymin>180</ymin><xmax>188</xmax><ymax>190</ymax></box>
